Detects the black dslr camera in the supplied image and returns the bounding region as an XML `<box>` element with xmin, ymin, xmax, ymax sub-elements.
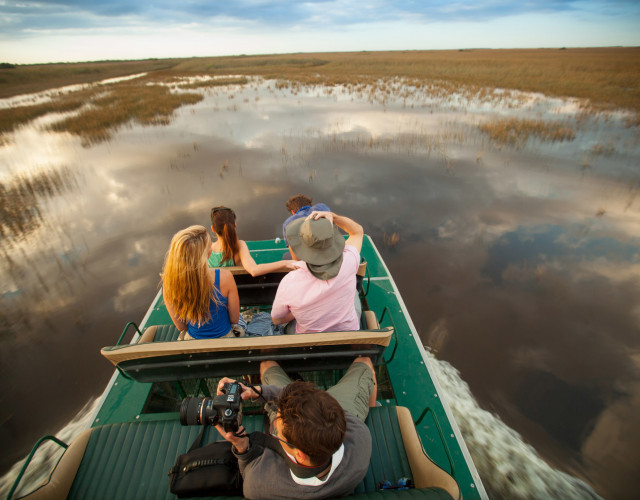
<box><xmin>179</xmin><ymin>382</ymin><xmax>243</xmax><ymax>433</ymax></box>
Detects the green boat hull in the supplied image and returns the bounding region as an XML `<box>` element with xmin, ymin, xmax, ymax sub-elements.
<box><xmin>89</xmin><ymin>236</ymin><xmax>486</xmax><ymax>499</ymax></box>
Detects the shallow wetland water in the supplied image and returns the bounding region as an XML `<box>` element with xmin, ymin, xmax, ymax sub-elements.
<box><xmin>1</xmin><ymin>75</ymin><xmax>639</xmax><ymax>499</ymax></box>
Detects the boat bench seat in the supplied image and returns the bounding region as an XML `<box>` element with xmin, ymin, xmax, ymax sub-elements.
<box><xmin>101</xmin><ymin>314</ymin><xmax>391</xmax><ymax>383</ymax></box>
<box><xmin>226</xmin><ymin>267</ymin><xmax>287</xmax><ymax>306</ymax></box>
<box><xmin>220</xmin><ymin>261</ymin><xmax>368</xmax><ymax>306</ymax></box>
<box><xmin>20</xmin><ymin>406</ymin><xmax>458</xmax><ymax>500</ymax></box>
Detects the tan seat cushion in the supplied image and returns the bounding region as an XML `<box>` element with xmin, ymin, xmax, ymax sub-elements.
<box><xmin>21</xmin><ymin>429</ymin><xmax>92</xmax><ymax>500</ymax></box>
<box><xmin>396</xmin><ymin>407</ymin><xmax>461</xmax><ymax>500</ymax></box>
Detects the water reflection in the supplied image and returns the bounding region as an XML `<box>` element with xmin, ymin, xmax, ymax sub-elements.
<box><xmin>0</xmin><ymin>167</ymin><xmax>78</xmax><ymax>244</ymax></box>
<box><xmin>1</xmin><ymin>78</ymin><xmax>639</xmax><ymax>499</ymax></box>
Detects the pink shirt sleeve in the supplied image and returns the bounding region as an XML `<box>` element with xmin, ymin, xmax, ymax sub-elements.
<box><xmin>271</xmin><ymin>273</ymin><xmax>293</xmax><ymax>320</ymax></box>
<box><xmin>343</xmin><ymin>245</ymin><xmax>360</xmax><ymax>274</ymax></box>
<box><xmin>271</xmin><ymin>297</ymin><xmax>290</xmax><ymax>320</ymax></box>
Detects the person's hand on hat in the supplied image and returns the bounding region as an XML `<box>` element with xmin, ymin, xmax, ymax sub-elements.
<box><xmin>307</xmin><ymin>210</ymin><xmax>333</xmax><ymax>225</ymax></box>
<box><xmin>282</xmin><ymin>260</ymin><xmax>299</xmax><ymax>271</ymax></box>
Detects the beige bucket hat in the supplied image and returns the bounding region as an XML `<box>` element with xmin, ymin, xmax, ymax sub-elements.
<box><xmin>285</xmin><ymin>217</ymin><xmax>345</xmax><ymax>280</ymax></box>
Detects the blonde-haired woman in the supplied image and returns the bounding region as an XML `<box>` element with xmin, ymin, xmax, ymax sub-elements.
<box><xmin>162</xmin><ymin>225</ymin><xmax>242</xmax><ymax>339</ymax></box>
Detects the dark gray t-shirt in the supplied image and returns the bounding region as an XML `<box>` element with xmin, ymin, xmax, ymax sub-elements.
<box><xmin>233</xmin><ymin>385</ymin><xmax>372</xmax><ymax>500</ymax></box>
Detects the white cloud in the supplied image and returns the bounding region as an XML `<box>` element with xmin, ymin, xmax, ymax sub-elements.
<box><xmin>0</xmin><ymin>1</ymin><xmax>639</xmax><ymax>63</ymax></box>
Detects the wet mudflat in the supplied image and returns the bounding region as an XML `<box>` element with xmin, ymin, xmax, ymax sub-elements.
<box><xmin>1</xmin><ymin>76</ymin><xmax>639</xmax><ymax>499</ymax></box>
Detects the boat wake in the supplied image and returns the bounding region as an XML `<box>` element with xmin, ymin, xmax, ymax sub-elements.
<box><xmin>0</xmin><ymin>398</ymin><xmax>100</xmax><ymax>499</ymax></box>
<box><xmin>427</xmin><ymin>350</ymin><xmax>603</xmax><ymax>500</ymax></box>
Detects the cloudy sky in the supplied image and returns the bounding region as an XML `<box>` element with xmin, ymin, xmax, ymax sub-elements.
<box><xmin>1</xmin><ymin>0</ymin><xmax>639</xmax><ymax>64</ymax></box>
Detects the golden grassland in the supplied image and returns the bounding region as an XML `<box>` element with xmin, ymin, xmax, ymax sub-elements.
<box><xmin>479</xmin><ymin>118</ymin><xmax>577</xmax><ymax>148</ymax></box>
<box><xmin>0</xmin><ymin>93</ymin><xmax>86</xmax><ymax>135</ymax></box>
<box><xmin>3</xmin><ymin>48</ymin><xmax>638</xmax><ymax>111</ymax></box>
<box><xmin>48</xmin><ymin>83</ymin><xmax>203</xmax><ymax>146</ymax></box>
<box><xmin>0</xmin><ymin>48</ymin><xmax>638</xmax><ymax>145</ymax></box>
<box><xmin>177</xmin><ymin>48</ymin><xmax>640</xmax><ymax>113</ymax></box>
<box><xmin>177</xmin><ymin>76</ymin><xmax>249</xmax><ymax>89</ymax></box>
<box><xmin>0</xmin><ymin>79</ymin><xmax>204</xmax><ymax>146</ymax></box>
<box><xmin>0</xmin><ymin>59</ymin><xmax>181</xmax><ymax>98</ymax></box>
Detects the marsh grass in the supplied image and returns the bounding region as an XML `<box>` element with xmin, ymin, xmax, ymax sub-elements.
<box><xmin>0</xmin><ymin>166</ymin><xmax>77</xmax><ymax>243</ymax></box>
<box><xmin>48</xmin><ymin>82</ymin><xmax>202</xmax><ymax>145</ymax></box>
<box><xmin>178</xmin><ymin>76</ymin><xmax>249</xmax><ymax>89</ymax></box>
<box><xmin>0</xmin><ymin>59</ymin><xmax>180</xmax><ymax>98</ymax></box>
<box><xmin>170</xmin><ymin>48</ymin><xmax>640</xmax><ymax>115</ymax></box>
<box><xmin>0</xmin><ymin>92</ymin><xmax>88</xmax><ymax>136</ymax></box>
<box><xmin>0</xmin><ymin>72</ymin><xmax>248</xmax><ymax>144</ymax></box>
<box><xmin>3</xmin><ymin>48</ymin><xmax>638</xmax><ymax>111</ymax></box>
<box><xmin>2</xmin><ymin>48</ymin><xmax>638</xmax><ymax>146</ymax></box>
<box><xmin>479</xmin><ymin>118</ymin><xmax>576</xmax><ymax>148</ymax></box>
<box><xmin>589</xmin><ymin>142</ymin><xmax>617</xmax><ymax>157</ymax></box>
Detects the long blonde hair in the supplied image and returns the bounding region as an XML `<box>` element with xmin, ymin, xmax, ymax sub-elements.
<box><xmin>162</xmin><ymin>225</ymin><xmax>221</xmax><ymax>327</ymax></box>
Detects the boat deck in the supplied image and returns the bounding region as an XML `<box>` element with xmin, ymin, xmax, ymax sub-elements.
<box><xmin>90</xmin><ymin>236</ymin><xmax>487</xmax><ymax>499</ymax></box>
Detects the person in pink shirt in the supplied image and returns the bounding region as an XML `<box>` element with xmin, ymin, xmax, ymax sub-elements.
<box><xmin>271</xmin><ymin>211</ymin><xmax>363</xmax><ymax>333</ymax></box>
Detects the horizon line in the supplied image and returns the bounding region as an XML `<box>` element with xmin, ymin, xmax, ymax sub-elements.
<box><xmin>3</xmin><ymin>45</ymin><xmax>639</xmax><ymax>67</ymax></box>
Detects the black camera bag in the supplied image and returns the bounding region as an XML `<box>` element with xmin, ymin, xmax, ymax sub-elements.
<box><xmin>168</xmin><ymin>426</ymin><xmax>242</xmax><ymax>498</ymax></box>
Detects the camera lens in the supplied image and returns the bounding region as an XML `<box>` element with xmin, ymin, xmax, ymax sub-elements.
<box><xmin>179</xmin><ymin>390</ymin><xmax>241</xmax><ymax>430</ymax></box>
<box><xmin>180</xmin><ymin>397</ymin><xmax>207</xmax><ymax>425</ymax></box>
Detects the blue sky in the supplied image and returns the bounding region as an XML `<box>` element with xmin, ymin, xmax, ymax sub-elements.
<box><xmin>1</xmin><ymin>1</ymin><xmax>639</xmax><ymax>64</ymax></box>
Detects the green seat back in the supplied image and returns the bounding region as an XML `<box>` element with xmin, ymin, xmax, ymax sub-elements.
<box><xmin>148</xmin><ymin>324</ymin><xmax>181</xmax><ymax>343</ymax></box>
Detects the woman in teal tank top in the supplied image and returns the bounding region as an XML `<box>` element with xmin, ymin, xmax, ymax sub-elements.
<box><xmin>209</xmin><ymin>206</ymin><xmax>296</xmax><ymax>275</ymax></box>
<box><xmin>162</xmin><ymin>225</ymin><xmax>241</xmax><ymax>339</ymax></box>
<box><xmin>208</xmin><ymin>250</ymin><xmax>234</xmax><ymax>267</ymax></box>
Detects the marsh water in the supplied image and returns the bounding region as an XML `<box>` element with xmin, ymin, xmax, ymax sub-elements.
<box><xmin>1</xmin><ymin>76</ymin><xmax>639</xmax><ymax>499</ymax></box>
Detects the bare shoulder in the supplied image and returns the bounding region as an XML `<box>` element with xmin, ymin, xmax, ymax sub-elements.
<box><xmin>218</xmin><ymin>267</ymin><xmax>235</xmax><ymax>284</ymax></box>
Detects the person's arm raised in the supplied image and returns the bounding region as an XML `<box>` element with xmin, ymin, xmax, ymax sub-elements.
<box><xmin>238</xmin><ymin>240</ymin><xmax>297</xmax><ymax>276</ymax></box>
<box><xmin>307</xmin><ymin>211</ymin><xmax>364</xmax><ymax>253</ymax></box>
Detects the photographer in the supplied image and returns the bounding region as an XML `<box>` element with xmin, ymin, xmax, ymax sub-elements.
<box><xmin>214</xmin><ymin>357</ymin><xmax>377</xmax><ymax>499</ymax></box>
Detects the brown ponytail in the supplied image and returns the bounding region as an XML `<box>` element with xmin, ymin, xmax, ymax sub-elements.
<box><xmin>210</xmin><ymin>206</ymin><xmax>239</xmax><ymax>264</ymax></box>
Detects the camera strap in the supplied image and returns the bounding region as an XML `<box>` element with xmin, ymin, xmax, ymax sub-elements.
<box><xmin>248</xmin><ymin>431</ymin><xmax>332</xmax><ymax>479</ymax></box>
<box><xmin>189</xmin><ymin>425</ymin><xmax>209</xmax><ymax>452</ymax></box>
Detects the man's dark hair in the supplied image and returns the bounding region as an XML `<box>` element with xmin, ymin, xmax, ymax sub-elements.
<box><xmin>277</xmin><ymin>381</ymin><xmax>346</xmax><ymax>465</ymax></box>
<box><xmin>286</xmin><ymin>194</ymin><xmax>312</xmax><ymax>213</ymax></box>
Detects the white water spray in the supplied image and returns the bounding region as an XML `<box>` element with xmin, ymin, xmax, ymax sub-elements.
<box><xmin>0</xmin><ymin>398</ymin><xmax>100</xmax><ymax>499</ymax></box>
<box><xmin>428</xmin><ymin>350</ymin><xmax>603</xmax><ymax>500</ymax></box>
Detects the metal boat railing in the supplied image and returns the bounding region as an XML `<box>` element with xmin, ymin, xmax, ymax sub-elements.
<box><xmin>6</xmin><ymin>436</ymin><xmax>69</xmax><ymax>500</ymax></box>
